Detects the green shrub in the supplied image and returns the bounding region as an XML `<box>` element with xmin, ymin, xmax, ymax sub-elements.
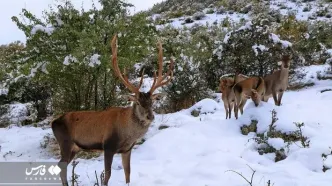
<box><xmin>247</xmin><ymin>110</ymin><xmax>310</xmax><ymax>162</ymax></box>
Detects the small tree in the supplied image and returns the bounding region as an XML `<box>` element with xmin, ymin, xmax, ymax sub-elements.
<box><xmin>11</xmin><ymin>0</ymin><xmax>157</xmax><ymax>113</ymax></box>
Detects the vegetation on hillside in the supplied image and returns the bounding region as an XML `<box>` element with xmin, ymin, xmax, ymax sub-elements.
<box><xmin>0</xmin><ymin>0</ymin><xmax>332</xmax><ymax>127</ymax></box>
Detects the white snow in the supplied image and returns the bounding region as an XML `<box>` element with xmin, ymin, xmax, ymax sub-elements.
<box><xmin>88</xmin><ymin>54</ymin><xmax>101</xmax><ymax>67</ymax></box>
<box><xmin>0</xmin><ymin>83</ymin><xmax>8</xmax><ymax>95</ymax></box>
<box><xmin>63</xmin><ymin>55</ymin><xmax>78</xmax><ymax>66</ymax></box>
<box><xmin>269</xmin><ymin>33</ymin><xmax>293</xmax><ymax>48</ymax></box>
<box><xmin>267</xmin><ymin>138</ymin><xmax>286</xmax><ymax>151</ymax></box>
<box><xmin>157</xmin><ymin>12</ymin><xmax>250</xmax><ymax>30</ymax></box>
<box><xmin>324</xmin><ymin>156</ymin><xmax>332</xmax><ymax>169</ymax></box>
<box><xmin>31</xmin><ymin>24</ymin><xmax>55</xmax><ymax>36</ymax></box>
<box><xmin>252</xmin><ymin>44</ymin><xmax>269</xmax><ymax>56</ymax></box>
<box><xmin>223</xmin><ymin>21</ymin><xmax>253</xmax><ymax>43</ymax></box>
<box><xmin>1</xmin><ymin>65</ymin><xmax>332</xmax><ymax>186</ymax></box>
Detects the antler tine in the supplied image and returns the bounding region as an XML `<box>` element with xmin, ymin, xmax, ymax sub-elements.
<box><xmin>150</xmin><ymin>71</ymin><xmax>157</xmax><ymax>91</ymax></box>
<box><xmin>148</xmin><ymin>40</ymin><xmax>175</xmax><ymax>94</ymax></box>
<box><xmin>138</xmin><ymin>68</ymin><xmax>145</xmax><ymax>88</ymax></box>
<box><xmin>158</xmin><ymin>58</ymin><xmax>174</xmax><ymax>87</ymax></box>
<box><xmin>157</xmin><ymin>41</ymin><xmax>163</xmax><ymax>78</ymax></box>
<box><xmin>111</xmin><ymin>34</ymin><xmax>139</xmax><ymax>94</ymax></box>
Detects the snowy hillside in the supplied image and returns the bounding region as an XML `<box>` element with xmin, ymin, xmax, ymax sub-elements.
<box><xmin>1</xmin><ymin>65</ymin><xmax>332</xmax><ymax>186</ymax></box>
<box><xmin>153</xmin><ymin>0</ymin><xmax>332</xmax><ymax>29</ymax></box>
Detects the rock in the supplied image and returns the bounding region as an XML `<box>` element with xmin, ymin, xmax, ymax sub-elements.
<box><xmin>192</xmin><ymin>11</ymin><xmax>206</xmax><ymax>20</ymax></box>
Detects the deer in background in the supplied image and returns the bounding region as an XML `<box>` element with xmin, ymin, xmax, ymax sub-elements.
<box><xmin>263</xmin><ymin>54</ymin><xmax>292</xmax><ymax>106</ymax></box>
<box><xmin>219</xmin><ymin>74</ymin><xmax>248</xmax><ymax>119</ymax></box>
<box><xmin>233</xmin><ymin>76</ymin><xmax>265</xmax><ymax>119</ymax></box>
<box><xmin>51</xmin><ymin>34</ymin><xmax>174</xmax><ymax>186</ymax></box>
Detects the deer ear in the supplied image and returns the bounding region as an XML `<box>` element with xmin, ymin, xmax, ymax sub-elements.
<box><xmin>251</xmin><ymin>89</ymin><xmax>258</xmax><ymax>94</ymax></box>
<box><xmin>152</xmin><ymin>93</ymin><xmax>165</xmax><ymax>100</ymax></box>
<box><xmin>124</xmin><ymin>95</ymin><xmax>138</xmax><ymax>102</ymax></box>
<box><xmin>277</xmin><ymin>61</ymin><xmax>282</xmax><ymax>66</ymax></box>
<box><xmin>244</xmin><ymin>93</ymin><xmax>251</xmax><ymax>98</ymax></box>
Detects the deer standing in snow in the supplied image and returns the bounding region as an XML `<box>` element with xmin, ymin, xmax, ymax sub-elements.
<box><xmin>219</xmin><ymin>74</ymin><xmax>248</xmax><ymax>119</ymax></box>
<box><xmin>262</xmin><ymin>54</ymin><xmax>292</xmax><ymax>106</ymax></box>
<box><xmin>51</xmin><ymin>34</ymin><xmax>174</xmax><ymax>186</ymax></box>
<box><xmin>233</xmin><ymin>76</ymin><xmax>265</xmax><ymax>119</ymax></box>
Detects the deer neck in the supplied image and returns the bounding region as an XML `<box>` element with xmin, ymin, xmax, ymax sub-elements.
<box><xmin>279</xmin><ymin>66</ymin><xmax>289</xmax><ymax>82</ymax></box>
<box><xmin>132</xmin><ymin>103</ymin><xmax>152</xmax><ymax>128</ymax></box>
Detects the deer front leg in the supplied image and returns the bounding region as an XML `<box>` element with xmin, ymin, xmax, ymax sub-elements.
<box><xmin>103</xmin><ymin>150</ymin><xmax>115</xmax><ymax>186</ymax></box>
<box><xmin>277</xmin><ymin>91</ymin><xmax>284</xmax><ymax>106</ymax></box>
<box><xmin>122</xmin><ymin>150</ymin><xmax>132</xmax><ymax>184</ymax></box>
<box><xmin>272</xmin><ymin>91</ymin><xmax>278</xmax><ymax>106</ymax></box>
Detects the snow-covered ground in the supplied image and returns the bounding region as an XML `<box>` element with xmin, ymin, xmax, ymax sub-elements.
<box><xmin>1</xmin><ymin>65</ymin><xmax>331</xmax><ymax>186</ymax></box>
<box><xmin>156</xmin><ymin>0</ymin><xmax>332</xmax><ymax>29</ymax></box>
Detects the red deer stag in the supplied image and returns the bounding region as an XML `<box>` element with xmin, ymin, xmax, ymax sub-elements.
<box><xmin>51</xmin><ymin>34</ymin><xmax>174</xmax><ymax>186</ymax></box>
<box><xmin>263</xmin><ymin>54</ymin><xmax>292</xmax><ymax>106</ymax></box>
<box><xmin>233</xmin><ymin>76</ymin><xmax>265</xmax><ymax>119</ymax></box>
<box><xmin>219</xmin><ymin>74</ymin><xmax>248</xmax><ymax>119</ymax></box>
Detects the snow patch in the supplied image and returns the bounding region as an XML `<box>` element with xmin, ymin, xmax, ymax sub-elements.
<box><xmin>31</xmin><ymin>25</ymin><xmax>54</xmax><ymax>36</ymax></box>
<box><xmin>63</xmin><ymin>55</ymin><xmax>78</xmax><ymax>66</ymax></box>
<box><xmin>270</xmin><ymin>33</ymin><xmax>292</xmax><ymax>48</ymax></box>
<box><xmin>88</xmin><ymin>54</ymin><xmax>101</xmax><ymax>67</ymax></box>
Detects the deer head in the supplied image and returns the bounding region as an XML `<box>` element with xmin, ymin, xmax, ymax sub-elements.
<box><xmin>248</xmin><ymin>77</ymin><xmax>265</xmax><ymax>107</ymax></box>
<box><xmin>219</xmin><ymin>78</ymin><xmax>234</xmax><ymax>93</ymax></box>
<box><xmin>250</xmin><ymin>89</ymin><xmax>262</xmax><ymax>107</ymax></box>
<box><xmin>278</xmin><ymin>54</ymin><xmax>292</xmax><ymax>69</ymax></box>
<box><xmin>111</xmin><ymin>34</ymin><xmax>174</xmax><ymax>121</ymax></box>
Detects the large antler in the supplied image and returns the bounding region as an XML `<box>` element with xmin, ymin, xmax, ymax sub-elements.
<box><xmin>149</xmin><ymin>41</ymin><xmax>174</xmax><ymax>94</ymax></box>
<box><xmin>111</xmin><ymin>34</ymin><xmax>145</xmax><ymax>94</ymax></box>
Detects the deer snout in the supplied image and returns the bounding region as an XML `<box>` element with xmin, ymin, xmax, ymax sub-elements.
<box><xmin>254</xmin><ymin>103</ymin><xmax>259</xmax><ymax>107</ymax></box>
<box><xmin>147</xmin><ymin>113</ymin><xmax>155</xmax><ymax>121</ymax></box>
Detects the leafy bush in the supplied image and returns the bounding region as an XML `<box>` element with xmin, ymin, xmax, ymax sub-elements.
<box><xmin>278</xmin><ymin>18</ymin><xmax>332</xmax><ymax>65</ymax></box>
<box><xmin>162</xmin><ymin>54</ymin><xmax>211</xmax><ymax>112</ymax></box>
<box><xmin>214</xmin><ymin>18</ymin><xmax>302</xmax><ymax>80</ymax></box>
<box><xmin>11</xmin><ymin>0</ymin><xmax>158</xmax><ymax>114</ymax></box>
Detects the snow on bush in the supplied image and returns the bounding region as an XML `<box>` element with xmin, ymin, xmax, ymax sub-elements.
<box><xmin>0</xmin><ymin>102</ymin><xmax>37</xmax><ymax>127</ymax></box>
<box><xmin>0</xmin><ymin>88</ymin><xmax>8</xmax><ymax>96</ymax></box>
<box><xmin>31</xmin><ymin>25</ymin><xmax>55</xmax><ymax>36</ymax></box>
<box><xmin>187</xmin><ymin>98</ymin><xmax>221</xmax><ymax>115</ymax></box>
<box><xmin>63</xmin><ymin>55</ymin><xmax>78</xmax><ymax>66</ymax></box>
<box><xmin>88</xmin><ymin>54</ymin><xmax>101</xmax><ymax>67</ymax></box>
<box><xmin>269</xmin><ymin>33</ymin><xmax>293</xmax><ymax>48</ymax></box>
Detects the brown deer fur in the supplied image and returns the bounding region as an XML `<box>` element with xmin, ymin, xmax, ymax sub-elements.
<box><xmin>219</xmin><ymin>74</ymin><xmax>248</xmax><ymax>119</ymax></box>
<box><xmin>51</xmin><ymin>35</ymin><xmax>174</xmax><ymax>186</ymax></box>
<box><xmin>263</xmin><ymin>54</ymin><xmax>291</xmax><ymax>106</ymax></box>
<box><xmin>233</xmin><ymin>76</ymin><xmax>265</xmax><ymax>119</ymax></box>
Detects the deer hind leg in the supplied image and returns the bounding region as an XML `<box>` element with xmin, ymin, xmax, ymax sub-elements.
<box><xmin>121</xmin><ymin>150</ymin><xmax>132</xmax><ymax>184</ymax></box>
<box><xmin>277</xmin><ymin>91</ymin><xmax>284</xmax><ymax>106</ymax></box>
<box><xmin>58</xmin><ymin>140</ymin><xmax>74</xmax><ymax>186</ymax></box>
<box><xmin>52</xmin><ymin>121</ymin><xmax>73</xmax><ymax>186</ymax></box>
<box><xmin>234</xmin><ymin>96</ymin><xmax>241</xmax><ymax>120</ymax></box>
<box><xmin>229</xmin><ymin>101</ymin><xmax>234</xmax><ymax>119</ymax></box>
<box><xmin>224</xmin><ymin>102</ymin><xmax>229</xmax><ymax>119</ymax></box>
